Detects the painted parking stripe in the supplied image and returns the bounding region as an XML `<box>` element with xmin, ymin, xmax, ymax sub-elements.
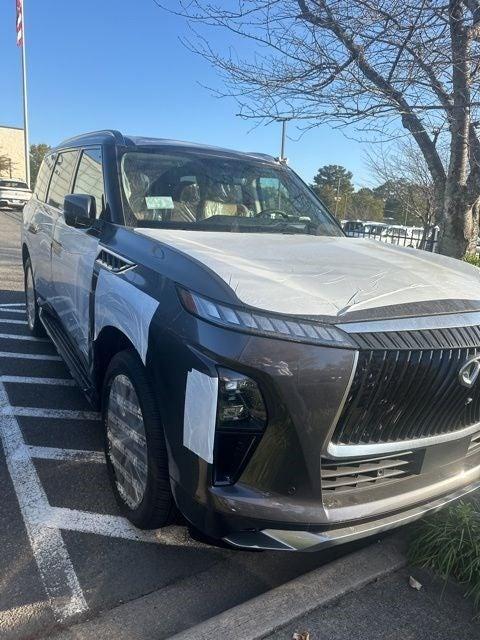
<box><xmin>0</xmin><ymin>333</ymin><xmax>49</xmax><ymax>342</ymax></box>
<box><xmin>0</xmin><ymin>351</ymin><xmax>62</xmax><ymax>361</ymax></box>
<box><xmin>0</xmin><ymin>309</ymin><xmax>26</xmax><ymax>314</ymax></box>
<box><xmin>0</xmin><ymin>407</ymin><xmax>100</xmax><ymax>420</ymax></box>
<box><xmin>1</xmin><ymin>376</ymin><xmax>76</xmax><ymax>386</ymax></box>
<box><xmin>0</xmin><ymin>303</ymin><xmax>25</xmax><ymax>308</ymax></box>
<box><xmin>0</xmin><ymin>319</ymin><xmax>28</xmax><ymax>325</ymax></box>
<box><xmin>0</xmin><ymin>379</ymin><xmax>88</xmax><ymax>619</ymax></box>
<box><xmin>28</xmin><ymin>446</ymin><xmax>104</xmax><ymax>464</ymax></box>
<box><xmin>40</xmin><ymin>507</ymin><xmax>203</xmax><ymax>547</ymax></box>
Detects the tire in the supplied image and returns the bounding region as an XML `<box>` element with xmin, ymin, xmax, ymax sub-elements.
<box><xmin>102</xmin><ymin>349</ymin><xmax>176</xmax><ymax>529</ymax></box>
<box><xmin>24</xmin><ymin>257</ymin><xmax>45</xmax><ymax>337</ymax></box>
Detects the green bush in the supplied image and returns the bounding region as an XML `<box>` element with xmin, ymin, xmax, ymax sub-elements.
<box><xmin>464</xmin><ymin>253</ymin><xmax>480</xmax><ymax>267</ymax></box>
<box><xmin>408</xmin><ymin>499</ymin><xmax>480</xmax><ymax>606</ymax></box>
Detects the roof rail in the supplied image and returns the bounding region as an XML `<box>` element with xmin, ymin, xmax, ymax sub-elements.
<box><xmin>56</xmin><ymin>129</ymin><xmax>128</xmax><ymax>149</ymax></box>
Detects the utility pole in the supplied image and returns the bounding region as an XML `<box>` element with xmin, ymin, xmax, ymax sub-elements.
<box><xmin>276</xmin><ymin>117</ymin><xmax>292</xmax><ymax>162</ymax></box>
<box><xmin>17</xmin><ymin>0</ymin><xmax>30</xmax><ymax>188</ymax></box>
<box><xmin>335</xmin><ymin>176</ymin><xmax>342</xmax><ymax>216</ymax></box>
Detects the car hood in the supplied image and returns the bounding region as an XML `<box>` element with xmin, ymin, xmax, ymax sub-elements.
<box><xmin>135</xmin><ymin>229</ymin><xmax>480</xmax><ymax>319</ymax></box>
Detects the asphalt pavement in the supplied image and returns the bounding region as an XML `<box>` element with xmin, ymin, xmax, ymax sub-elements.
<box><xmin>0</xmin><ymin>208</ymin><xmax>366</xmax><ymax>640</ymax></box>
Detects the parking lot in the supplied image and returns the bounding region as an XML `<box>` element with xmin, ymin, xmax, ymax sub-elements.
<box><xmin>0</xmin><ymin>208</ymin><xmax>366</xmax><ymax>639</ymax></box>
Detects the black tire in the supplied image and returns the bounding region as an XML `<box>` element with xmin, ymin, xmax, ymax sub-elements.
<box><xmin>24</xmin><ymin>257</ymin><xmax>45</xmax><ymax>337</ymax></box>
<box><xmin>102</xmin><ymin>349</ymin><xmax>176</xmax><ymax>529</ymax></box>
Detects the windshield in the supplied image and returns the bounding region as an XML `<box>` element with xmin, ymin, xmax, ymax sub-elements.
<box><xmin>0</xmin><ymin>180</ymin><xmax>28</xmax><ymax>189</ymax></box>
<box><xmin>120</xmin><ymin>151</ymin><xmax>342</xmax><ymax>236</ymax></box>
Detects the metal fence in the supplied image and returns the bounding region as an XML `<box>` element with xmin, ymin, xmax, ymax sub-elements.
<box><xmin>344</xmin><ymin>226</ymin><xmax>439</xmax><ymax>253</ymax></box>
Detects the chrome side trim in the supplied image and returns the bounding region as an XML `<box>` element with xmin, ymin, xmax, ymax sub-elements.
<box><xmin>326</xmin><ymin>421</ymin><xmax>480</xmax><ymax>459</ymax></box>
<box><xmin>223</xmin><ymin>477</ymin><xmax>480</xmax><ymax>552</ymax></box>
<box><xmin>321</xmin><ymin>350</ymin><xmax>359</xmax><ymax>456</ymax></box>
<box><xmin>337</xmin><ymin>310</ymin><xmax>480</xmax><ymax>334</ymax></box>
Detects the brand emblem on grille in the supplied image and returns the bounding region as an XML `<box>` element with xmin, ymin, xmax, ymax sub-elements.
<box><xmin>459</xmin><ymin>355</ymin><xmax>480</xmax><ymax>388</ymax></box>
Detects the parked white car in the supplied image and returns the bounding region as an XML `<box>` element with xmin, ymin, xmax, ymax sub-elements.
<box><xmin>0</xmin><ymin>179</ymin><xmax>32</xmax><ymax>209</ymax></box>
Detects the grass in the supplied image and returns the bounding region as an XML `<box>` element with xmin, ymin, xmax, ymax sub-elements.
<box><xmin>408</xmin><ymin>498</ymin><xmax>480</xmax><ymax>607</ymax></box>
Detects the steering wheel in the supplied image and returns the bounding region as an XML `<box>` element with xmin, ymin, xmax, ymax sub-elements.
<box><xmin>254</xmin><ymin>208</ymin><xmax>290</xmax><ymax>219</ymax></box>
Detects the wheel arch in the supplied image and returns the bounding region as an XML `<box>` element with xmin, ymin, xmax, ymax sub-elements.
<box><xmin>93</xmin><ymin>325</ymin><xmax>140</xmax><ymax>392</ymax></box>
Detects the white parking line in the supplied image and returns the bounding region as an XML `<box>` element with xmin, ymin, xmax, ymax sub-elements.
<box><xmin>0</xmin><ymin>303</ymin><xmax>25</xmax><ymax>308</ymax></box>
<box><xmin>40</xmin><ymin>507</ymin><xmax>203</xmax><ymax>547</ymax></box>
<box><xmin>28</xmin><ymin>446</ymin><xmax>105</xmax><ymax>464</ymax></box>
<box><xmin>0</xmin><ymin>351</ymin><xmax>62</xmax><ymax>361</ymax></box>
<box><xmin>0</xmin><ymin>333</ymin><xmax>48</xmax><ymax>342</ymax></box>
<box><xmin>1</xmin><ymin>376</ymin><xmax>76</xmax><ymax>386</ymax></box>
<box><xmin>0</xmin><ymin>407</ymin><xmax>101</xmax><ymax>420</ymax></box>
<box><xmin>0</xmin><ymin>309</ymin><xmax>26</xmax><ymax>314</ymax></box>
<box><xmin>0</xmin><ymin>319</ymin><xmax>28</xmax><ymax>325</ymax></box>
<box><xmin>0</xmin><ymin>380</ymin><xmax>88</xmax><ymax>620</ymax></box>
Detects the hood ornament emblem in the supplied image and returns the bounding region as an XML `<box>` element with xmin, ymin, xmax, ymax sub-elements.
<box><xmin>459</xmin><ymin>355</ymin><xmax>480</xmax><ymax>388</ymax></box>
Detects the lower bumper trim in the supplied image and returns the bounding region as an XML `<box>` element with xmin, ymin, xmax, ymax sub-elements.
<box><xmin>223</xmin><ymin>478</ymin><xmax>480</xmax><ymax>551</ymax></box>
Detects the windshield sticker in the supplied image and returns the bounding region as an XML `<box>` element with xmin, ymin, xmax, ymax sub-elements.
<box><xmin>145</xmin><ymin>196</ymin><xmax>174</xmax><ymax>210</ymax></box>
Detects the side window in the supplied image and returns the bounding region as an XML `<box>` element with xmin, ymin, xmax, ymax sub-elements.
<box><xmin>47</xmin><ymin>151</ymin><xmax>78</xmax><ymax>209</ymax></box>
<box><xmin>34</xmin><ymin>154</ymin><xmax>55</xmax><ymax>202</ymax></box>
<box><xmin>73</xmin><ymin>148</ymin><xmax>104</xmax><ymax>217</ymax></box>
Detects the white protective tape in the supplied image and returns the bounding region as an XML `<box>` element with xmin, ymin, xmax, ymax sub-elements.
<box><xmin>95</xmin><ymin>269</ymin><xmax>159</xmax><ymax>364</ymax></box>
<box><xmin>136</xmin><ymin>228</ymin><xmax>480</xmax><ymax>318</ymax></box>
<box><xmin>183</xmin><ymin>369</ymin><xmax>218</xmax><ymax>464</ymax></box>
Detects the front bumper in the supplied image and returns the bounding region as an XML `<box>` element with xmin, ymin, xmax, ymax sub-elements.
<box><xmin>224</xmin><ymin>476</ymin><xmax>480</xmax><ymax>551</ymax></box>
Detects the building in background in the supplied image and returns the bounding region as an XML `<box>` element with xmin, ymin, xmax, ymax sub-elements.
<box><xmin>0</xmin><ymin>125</ymin><xmax>26</xmax><ymax>181</ymax></box>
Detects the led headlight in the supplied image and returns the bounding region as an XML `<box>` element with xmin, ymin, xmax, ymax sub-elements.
<box><xmin>178</xmin><ymin>287</ymin><xmax>352</xmax><ymax>347</ymax></box>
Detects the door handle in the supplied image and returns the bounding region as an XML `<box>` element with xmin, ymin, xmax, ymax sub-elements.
<box><xmin>28</xmin><ymin>223</ymin><xmax>40</xmax><ymax>234</ymax></box>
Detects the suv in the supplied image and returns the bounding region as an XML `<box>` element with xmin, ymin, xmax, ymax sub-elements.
<box><xmin>22</xmin><ymin>130</ymin><xmax>480</xmax><ymax>551</ymax></box>
<box><xmin>0</xmin><ymin>178</ymin><xmax>32</xmax><ymax>209</ymax></box>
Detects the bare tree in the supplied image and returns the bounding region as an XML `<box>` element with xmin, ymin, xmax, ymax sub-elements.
<box><xmin>162</xmin><ymin>0</ymin><xmax>480</xmax><ymax>257</ymax></box>
<box><xmin>366</xmin><ymin>138</ymin><xmax>438</xmax><ymax>229</ymax></box>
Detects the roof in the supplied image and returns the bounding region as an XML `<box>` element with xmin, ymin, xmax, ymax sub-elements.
<box><xmin>55</xmin><ymin>129</ymin><xmax>277</xmax><ymax>163</ymax></box>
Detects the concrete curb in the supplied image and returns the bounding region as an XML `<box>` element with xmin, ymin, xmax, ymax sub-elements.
<box><xmin>49</xmin><ymin>536</ymin><xmax>405</xmax><ymax>640</ymax></box>
<box><xmin>170</xmin><ymin>536</ymin><xmax>406</xmax><ymax>640</ymax></box>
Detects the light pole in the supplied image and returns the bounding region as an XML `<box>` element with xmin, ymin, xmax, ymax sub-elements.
<box><xmin>276</xmin><ymin>117</ymin><xmax>292</xmax><ymax>162</ymax></box>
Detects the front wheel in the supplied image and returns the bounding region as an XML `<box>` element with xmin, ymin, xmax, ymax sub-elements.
<box><xmin>24</xmin><ymin>258</ymin><xmax>45</xmax><ymax>337</ymax></box>
<box><xmin>102</xmin><ymin>349</ymin><xmax>176</xmax><ymax>529</ymax></box>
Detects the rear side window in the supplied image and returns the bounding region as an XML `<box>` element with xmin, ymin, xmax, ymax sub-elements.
<box><xmin>34</xmin><ymin>154</ymin><xmax>55</xmax><ymax>202</ymax></box>
<box><xmin>47</xmin><ymin>151</ymin><xmax>78</xmax><ymax>209</ymax></box>
<box><xmin>73</xmin><ymin>148</ymin><xmax>104</xmax><ymax>217</ymax></box>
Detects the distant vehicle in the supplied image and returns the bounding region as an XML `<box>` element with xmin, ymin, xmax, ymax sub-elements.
<box><xmin>343</xmin><ymin>219</ymin><xmax>364</xmax><ymax>236</ymax></box>
<box><xmin>0</xmin><ymin>179</ymin><xmax>32</xmax><ymax>209</ymax></box>
<box><xmin>362</xmin><ymin>221</ymin><xmax>388</xmax><ymax>236</ymax></box>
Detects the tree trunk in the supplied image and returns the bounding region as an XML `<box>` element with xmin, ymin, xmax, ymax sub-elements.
<box><xmin>467</xmin><ymin>199</ymin><xmax>480</xmax><ymax>254</ymax></box>
<box><xmin>438</xmin><ymin>182</ymin><xmax>474</xmax><ymax>257</ymax></box>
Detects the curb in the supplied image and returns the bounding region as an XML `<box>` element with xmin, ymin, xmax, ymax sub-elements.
<box><xmin>49</xmin><ymin>535</ymin><xmax>405</xmax><ymax>640</ymax></box>
<box><xmin>170</xmin><ymin>536</ymin><xmax>406</xmax><ymax>640</ymax></box>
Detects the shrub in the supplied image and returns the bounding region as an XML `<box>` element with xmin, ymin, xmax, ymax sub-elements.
<box><xmin>408</xmin><ymin>499</ymin><xmax>480</xmax><ymax>607</ymax></box>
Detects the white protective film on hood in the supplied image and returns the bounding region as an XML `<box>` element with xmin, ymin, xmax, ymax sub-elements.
<box><xmin>183</xmin><ymin>369</ymin><xmax>218</xmax><ymax>464</ymax></box>
<box><xmin>95</xmin><ymin>269</ymin><xmax>159</xmax><ymax>364</ymax></box>
<box><xmin>136</xmin><ymin>229</ymin><xmax>480</xmax><ymax>318</ymax></box>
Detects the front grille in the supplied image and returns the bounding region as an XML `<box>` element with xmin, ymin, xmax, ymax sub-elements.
<box><xmin>321</xmin><ymin>451</ymin><xmax>416</xmax><ymax>493</ymax></box>
<box><xmin>333</xmin><ymin>347</ymin><xmax>480</xmax><ymax>446</ymax></box>
<box><xmin>351</xmin><ymin>325</ymin><xmax>480</xmax><ymax>351</ymax></box>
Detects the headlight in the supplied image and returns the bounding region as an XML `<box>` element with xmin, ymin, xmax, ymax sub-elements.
<box><xmin>178</xmin><ymin>287</ymin><xmax>352</xmax><ymax>347</ymax></box>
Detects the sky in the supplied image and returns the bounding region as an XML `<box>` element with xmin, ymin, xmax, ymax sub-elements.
<box><xmin>1</xmin><ymin>0</ymin><xmax>372</xmax><ymax>186</ymax></box>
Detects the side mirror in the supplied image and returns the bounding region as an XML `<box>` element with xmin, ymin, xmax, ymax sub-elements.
<box><xmin>63</xmin><ymin>194</ymin><xmax>96</xmax><ymax>228</ymax></box>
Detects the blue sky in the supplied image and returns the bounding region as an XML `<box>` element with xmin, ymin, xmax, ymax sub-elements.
<box><xmin>1</xmin><ymin>0</ymin><xmax>372</xmax><ymax>186</ymax></box>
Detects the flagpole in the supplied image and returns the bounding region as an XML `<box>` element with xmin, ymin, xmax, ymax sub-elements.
<box><xmin>20</xmin><ymin>0</ymin><xmax>30</xmax><ymax>188</ymax></box>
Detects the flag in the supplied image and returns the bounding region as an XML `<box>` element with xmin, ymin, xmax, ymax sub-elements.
<box><xmin>16</xmin><ymin>0</ymin><xmax>23</xmax><ymax>47</ymax></box>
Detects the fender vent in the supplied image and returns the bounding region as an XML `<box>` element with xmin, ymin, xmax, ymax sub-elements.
<box><xmin>321</xmin><ymin>451</ymin><xmax>416</xmax><ymax>493</ymax></box>
<box><xmin>96</xmin><ymin>249</ymin><xmax>135</xmax><ymax>273</ymax></box>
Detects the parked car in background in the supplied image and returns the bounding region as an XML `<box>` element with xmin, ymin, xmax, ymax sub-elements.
<box><xmin>362</xmin><ymin>221</ymin><xmax>388</xmax><ymax>237</ymax></box>
<box><xmin>0</xmin><ymin>178</ymin><xmax>32</xmax><ymax>209</ymax></box>
<box><xmin>342</xmin><ymin>219</ymin><xmax>365</xmax><ymax>236</ymax></box>
<box><xmin>22</xmin><ymin>130</ymin><xmax>480</xmax><ymax>551</ymax></box>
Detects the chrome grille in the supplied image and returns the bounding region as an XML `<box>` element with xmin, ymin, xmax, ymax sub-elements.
<box><xmin>333</xmin><ymin>347</ymin><xmax>480</xmax><ymax>446</ymax></box>
<box><xmin>321</xmin><ymin>451</ymin><xmax>415</xmax><ymax>492</ymax></box>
